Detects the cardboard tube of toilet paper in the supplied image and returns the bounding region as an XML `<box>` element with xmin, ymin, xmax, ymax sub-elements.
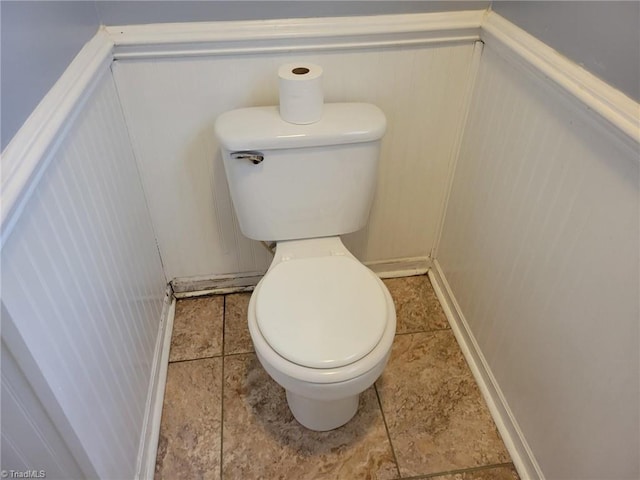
<box><xmin>278</xmin><ymin>63</ymin><xmax>323</xmax><ymax>124</ymax></box>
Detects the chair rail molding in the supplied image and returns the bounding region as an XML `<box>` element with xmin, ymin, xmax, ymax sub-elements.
<box><xmin>481</xmin><ymin>11</ymin><xmax>640</xmax><ymax>146</ymax></box>
<box><xmin>0</xmin><ymin>29</ymin><xmax>114</xmax><ymax>246</ymax></box>
<box><xmin>105</xmin><ymin>10</ymin><xmax>485</xmax><ymax>59</ymax></box>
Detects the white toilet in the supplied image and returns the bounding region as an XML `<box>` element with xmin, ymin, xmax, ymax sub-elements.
<box><xmin>215</xmin><ymin>102</ymin><xmax>396</xmax><ymax>431</ymax></box>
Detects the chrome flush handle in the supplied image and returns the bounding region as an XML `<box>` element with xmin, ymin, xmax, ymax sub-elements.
<box><xmin>231</xmin><ymin>150</ymin><xmax>264</xmax><ymax>165</ymax></box>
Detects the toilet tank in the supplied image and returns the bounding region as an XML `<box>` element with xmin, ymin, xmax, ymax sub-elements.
<box><xmin>214</xmin><ymin>103</ymin><xmax>386</xmax><ymax>241</ymax></box>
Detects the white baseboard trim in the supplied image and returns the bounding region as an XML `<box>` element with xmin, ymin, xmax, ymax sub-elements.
<box><xmin>171</xmin><ymin>257</ymin><xmax>431</xmax><ymax>297</ymax></box>
<box><xmin>365</xmin><ymin>256</ymin><xmax>431</xmax><ymax>279</ymax></box>
<box><xmin>106</xmin><ymin>10</ymin><xmax>484</xmax><ymax>59</ymax></box>
<box><xmin>175</xmin><ymin>285</ymin><xmax>256</xmax><ymax>299</ymax></box>
<box><xmin>481</xmin><ymin>11</ymin><xmax>639</xmax><ymax>147</ymax></box>
<box><xmin>0</xmin><ymin>29</ymin><xmax>114</xmax><ymax>246</ymax></box>
<box><xmin>136</xmin><ymin>286</ymin><xmax>175</xmax><ymax>480</ymax></box>
<box><xmin>171</xmin><ymin>271</ymin><xmax>266</xmax><ymax>297</ymax></box>
<box><xmin>428</xmin><ymin>260</ymin><xmax>544</xmax><ymax>480</ymax></box>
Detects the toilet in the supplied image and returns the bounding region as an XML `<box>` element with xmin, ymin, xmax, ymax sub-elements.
<box><xmin>214</xmin><ymin>102</ymin><xmax>396</xmax><ymax>431</ymax></box>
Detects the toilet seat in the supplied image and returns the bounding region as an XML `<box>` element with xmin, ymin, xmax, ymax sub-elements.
<box><xmin>255</xmin><ymin>255</ymin><xmax>387</xmax><ymax>369</ymax></box>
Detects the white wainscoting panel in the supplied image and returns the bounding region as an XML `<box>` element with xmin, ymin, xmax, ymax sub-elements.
<box><xmin>437</xmin><ymin>45</ymin><xmax>639</xmax><ymax>479</ymax></box>
<box><xmin>112</xmin><ymin>42</ymin><xmax>476</xmax><ymax>280</ymax></box>
<box><xmin>1</xmin><ymin>334</ymin><xmax>87</xmax><ymax>479</ymax></box>
<box><xmin>1</xmin><ymin>71</ymin><xmax>167</xmax><ymax>478</ymax></box>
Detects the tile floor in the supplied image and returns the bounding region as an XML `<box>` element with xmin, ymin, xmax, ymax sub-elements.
<box><xmin>155</xmin><ymin>275</ymin><xmax>519</xmax><ymax>480</ymax></box>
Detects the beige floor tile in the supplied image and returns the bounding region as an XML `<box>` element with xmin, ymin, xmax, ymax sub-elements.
<box><xmin>376</xmin><ymin>331</ymin><xmax>510</xmax><ymax>478</ymax></box>
<box><xmin>222</xmin><ymin>354</ymin><xmax>399</xmax><ymax>480</ymax></box>
<box><xmin>155</xmin><ymin>358</ymin><xmax>222</xmax><ymax>480</ymax></box>
<box><xmin>169</xmin><ymin>296</ymin><xmax>224</xmax><ymax>362</ymax></box>
<box><xmin>383</xmin><ymin>275</ymin><xmax>449</xmax><ymax>334</ymax></box>
<box><xmin>224</xmin><ymin>293</ymin><xmax>254</xmax><ymax>354</ymax></box>
<box><xmin>430</xmin><ymin>464</ymin><xmax>520</xmax><ymax>480</ymax></box>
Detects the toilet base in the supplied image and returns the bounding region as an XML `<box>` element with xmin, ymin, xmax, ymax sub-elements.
<box><xmin>286</xmin><ymin>390</ymin><xmax>359</xmax><ymax>431</ymax></box>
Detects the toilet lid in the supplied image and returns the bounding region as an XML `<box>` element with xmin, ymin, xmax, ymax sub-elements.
<box><xmin>255</xmin><ymin>255</ymin><xmax>387</xmax><ymax>369</ymax></box>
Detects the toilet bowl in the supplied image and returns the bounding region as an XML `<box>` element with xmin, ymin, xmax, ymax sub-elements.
<box><xmin>247</xmin><ymin>236</ymin><xmax>396</xmax><ymax>431</ymax></box>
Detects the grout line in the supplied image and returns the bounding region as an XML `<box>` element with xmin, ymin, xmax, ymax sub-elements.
<box><xmin>395</xmin><ymin>326</ymin><xmax>451</xmax><ymax>337</ymax></box>
<box><xmin>168</xmin><ymin>354</ymin><xmax>222</xmax><ymax>364</ymax></box>
<box><xmin>220</xmin><ymin>294</ymin><xmax>226</xmax><ymax>480</ymax></box>
<box><xmin>374</xmin><ymin>383</ymin><xmax>402</xmax><ymax>480</ymax></box>
<box><xmin>221</xmin><ymin>294</ymin><xmax>226</xmax><ymax>358</ymax></box>
<box><xmin>223</xmin><ymin>350</ymin><xmax>255</xmax><ymax>357</ymax></box>
<box><xmin>399</xmin><ymin>462</ymin><xmax>516</xmax><ymax>480</ymax></box>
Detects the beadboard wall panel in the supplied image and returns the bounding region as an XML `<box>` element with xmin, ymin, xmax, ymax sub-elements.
<box><xmin>437</xmin><ymin>45</ymin><xmax>639</xmax><ymax>479</ymax></box>
<box><xmin>0</xmin><ymin>71</ymin><xmax>166</xmax><ymax>478</ymax></box>
<box><xmin>112</xmin><ymin>42</ymin><xmax>476</xmax><ymax>280</ymax></box>
<box><xmin>1</xmin><ymin>337</ymin><xmax>86</xmax><ymax>478</ymax></box>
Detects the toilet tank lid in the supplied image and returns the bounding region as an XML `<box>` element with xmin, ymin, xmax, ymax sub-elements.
<box><xmin>214</xmin><ymin>103</ymin><xmax>386</xmax><ymax>151</ymax></box>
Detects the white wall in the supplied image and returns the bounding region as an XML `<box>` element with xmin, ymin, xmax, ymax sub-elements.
<box><xmin>437</xmin><ymin>40</ymin><xmax>639</xmax><ymax>478</ymax></box>
<box><xmin>1</xmin><ymin>70</ymin><xmax>167</xmax><ymax>478</ymax></box>
<box><xmin>112</xmin><ymin>41</ymin><xmax>476</xmax><ymax>280</ymax></box>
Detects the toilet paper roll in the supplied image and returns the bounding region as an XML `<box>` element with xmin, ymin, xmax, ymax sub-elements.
<box><xmin>278</xmin><ymin>63</ymin><xmax>323</xmax><ymax>124</ymax></box>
